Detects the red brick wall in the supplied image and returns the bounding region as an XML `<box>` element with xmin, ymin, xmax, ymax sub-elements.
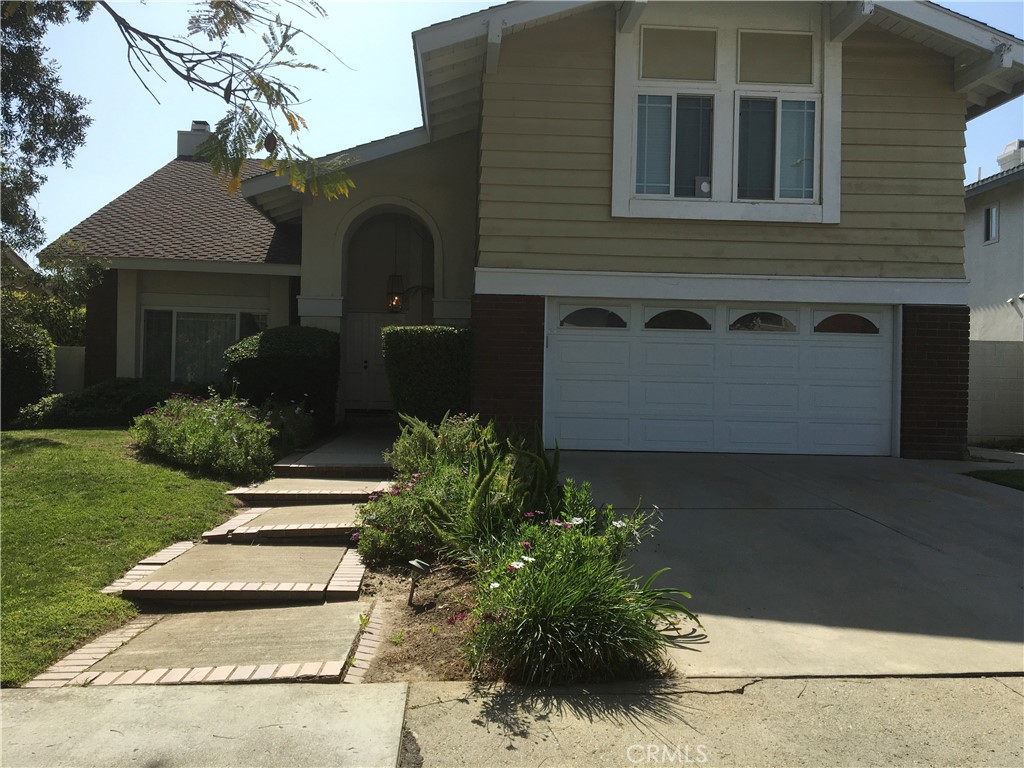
<box><xmin>471</xmin><ymin>294</ymin><xmax>544</xmax><ymax>427</ymax></box>
<box><xmin>84</xmin><ymin>270</ymin><xmax>118</xmax><ymax>386</ymax></box>
<box><xmin>900</xmin><ymin>305</ymin><xmax>969</xmax><ymax>459</ymax></box>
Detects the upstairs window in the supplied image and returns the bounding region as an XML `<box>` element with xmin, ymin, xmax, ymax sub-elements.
<box><xmin>613</xmin><ymin>5</ymin><xmax>838</xmax><ymax>223</ymax></box>
<box><xmin>983</xmin><ymin>205</ymin><xmax>999</xmax><ymax>244</ymax></box>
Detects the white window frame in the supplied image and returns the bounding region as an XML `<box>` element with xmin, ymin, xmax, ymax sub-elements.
<box><xmin>983</xmin><ymin>204</ymin><xmax>1000</xmax><ymax>244</ymax></box>
<box><xmin>612</xmin><ymin>5</ymin><xmax>841</xmax><ymax>224</ymax></box>
<box><xmin>140</xmin><ymin>307</ymin><xmax>268</xmax><ymax>381</ymax></box>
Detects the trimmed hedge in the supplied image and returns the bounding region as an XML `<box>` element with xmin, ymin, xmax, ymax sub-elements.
<box><xmin>382</xmin><ymin>326</ymin><xmax>472</xmax><ymax>425</ymax></box>
<box><xmin>1</xmin><ymin>319</ymin><xmax>55</xmax><ymax>424</ymax></box>
<box><xmin>13</xmin><ymin>378</ymin><xmax>209</xmax><ymax>429</ymax></box>
<box><xmin>223</xmin><ymin>325</ymin><xmax>340</xmax><ymax>432</ymax></box>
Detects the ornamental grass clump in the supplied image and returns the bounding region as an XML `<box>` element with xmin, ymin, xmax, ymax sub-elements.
<box><xmin>130</xmin><ymin>392</ymin><xmax>275</xmax><ymax>483</ymax></box>
<box><xmin>466</xmin><ymin>480</ymin><xmax>699</xmax><ymax>685</ymax></box>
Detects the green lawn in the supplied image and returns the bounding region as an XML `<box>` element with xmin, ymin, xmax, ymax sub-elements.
<box><xmin>1</xmin><ymin>429</ymin><xmax>234</xmax><ymax>686</ymax></box>
<box><xmin>966</xmin><ymin>469</ymin><xmax>1024</xmax><ymax>492</ymax></box>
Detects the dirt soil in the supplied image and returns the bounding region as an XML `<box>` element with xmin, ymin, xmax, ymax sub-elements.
<box><xmin>361</xmin><ymin>565</ymin><xmax>478</xmax><ymax>683</ymax></box>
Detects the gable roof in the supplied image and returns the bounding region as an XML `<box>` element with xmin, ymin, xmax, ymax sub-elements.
<box><xmin>965</xmin><ymin>162</ymin><xmax>1024</xmax><ymax>198</ymax></box>
<box><xmin>51</xmin><ymin>158</ymin><xmax>300</xmax><ymax>273</ymax></box>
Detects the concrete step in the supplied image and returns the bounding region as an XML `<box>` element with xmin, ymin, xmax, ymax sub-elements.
<box><xmin>272</xmin><ymin>461</ymin><xmax>393</xmax><ymax>480</ymax></box>
<box><xmin>114</xmin><ymin>544</ymin><xmax>365</xmax><ymax>605</ymax></box>
<box><xmin>203</xmin><ymin>505</ymin><xmax>359</xmax><ymax>544</ymax></box>
<box><xmin>227</xmin><ymin>478</ymin><xmax>390</xmax><ymax>506</ymax></box>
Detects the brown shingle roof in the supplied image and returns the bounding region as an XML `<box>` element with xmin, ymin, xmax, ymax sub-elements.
<box><xmin>59</xmin><ymin>158</ymin><xmax>299</xmax><ymax>266</ymax></box>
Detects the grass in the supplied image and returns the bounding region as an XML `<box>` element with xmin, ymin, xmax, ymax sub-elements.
<box><xmin>0</xmin><ymin>429</ymin><xmax>234</xmax><ymax>686</ymax></box>
<box><xmin>966</xmin><ymin>469</ymin><xmax>1024</xmax><ymax>492</ymax></box>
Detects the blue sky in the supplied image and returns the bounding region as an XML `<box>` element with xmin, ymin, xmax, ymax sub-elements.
<box><xmin>30</xmin><ymin>0</ymin><xmax>1024</xmax><ymax>257</ymax></box>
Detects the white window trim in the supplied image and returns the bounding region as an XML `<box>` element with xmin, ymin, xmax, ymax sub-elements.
<box><xmin>983</xmin><ymin>203</ymin><xmax>1000</xmax><ymax>244</ymax></box>
<box><xmin>612</xmin><ymin>8</ymin><xmax>841</xmax><ymax>224</ymax></box>
<box><xmin>140</xmin><ymin>306</ymin><xmax>268</xmax><ymax>380</ymax></box>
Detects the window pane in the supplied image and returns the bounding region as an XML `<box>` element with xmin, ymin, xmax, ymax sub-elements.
<box><xmin>636</xmin><ymin>95</ymin><xmax>672</xmax><ymax>194</ymax></box>
<box><xmin>779</xmin><ymin>100</ymin><xmax>815</xmax><ymax>199</ymax></box>
<box><xmin>561</xmin><ymin>308</ymin><xmax>627</xmax><ymax>328</ymax></box>
<box><xmin>645</xmin><ymin>309</ymin><xmax>712</xmax><ymax>330</ymax></box>
<box><xmin>737</xmin><ymin>99</ymin><xmax>775</xmax><ymax>200</ymax></box>
<box><xmin>142</xmin><ymin>310</ymin><xmax>172</xmax><ymax>380</ymax></box>
<box><xmin>729</xmin><ymin>312</ymin><xmax>796</xmax><ymax>332</ymax></box>
<box><xmin>174</xmin><ymin>312</ymin><xmax>237</xmax><ymax>383</ymax></box>
<box><xmin>674</xmin><ymin>96</ymin><xmax>713</xmax><ymax>198</ymax></box>
<box><xmin>239</xmin><ymin>312</ymin><xmax>268</xmax><ymax>339</ymax></box>
<box><xmin>641</xmin><ymin>28</ymin><xmax>716</xmax><ymax>81</ymax></box>
<box><xmin>739</xmin><ymin>32</ymin><xmax>813</xmax><ymax>84</ymax></box>
<box><xmin>814</xmin><ymin>313</ymin><xmax>879</xmax><ymax>334</ymax></box>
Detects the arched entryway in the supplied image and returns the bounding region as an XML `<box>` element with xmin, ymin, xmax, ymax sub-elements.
<box><xmin>341</xmin><ymin>209</ymin><xmax>435</xmax><ymax>411</ymax></box>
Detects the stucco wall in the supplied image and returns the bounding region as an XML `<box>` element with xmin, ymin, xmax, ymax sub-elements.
<box><xmin>299</xmin><ymin>133</ymin><xmax>478</xmax><ymax>327</ymax></box>
<box><xmin>477</xmin><ymin>6</ymin><xmax>966</xmax><ymax>278</ymax></box>
<box><xmin>965</xmin><ymin>180</ymin><xmax>1024</xmax><ymax>342</ymax></box>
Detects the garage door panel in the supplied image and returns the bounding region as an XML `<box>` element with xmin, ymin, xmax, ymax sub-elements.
<box><xmin>635</xmin><ymin>418</ymin><xmax>716</xmax><ymax>450</ymax></box>
<box><xmin>723</xmin><ymin>344</ymin><xmax>801</xmax><ymax>373</ymax></box>
<box><xmin>638</xmin><ymin>380</ymin><xmax>715</xmax><ymax>410</ymax></box>
<box><xmin>804</xmin><ymin>344</ymin><xmax>889</xmax><ymax>378</ymax></box>
<box><xmin>637</xmin><ymin>341</ymin><xmax>715</xmax><ymax>373</ymax></box>
<box><xmin>545</xmin><ymin>300</ymin><xmax>893</xmax><ymax>456</ymax></box>
<box><xmin>550</xmin><ymin>416</ymin><xmax>630</xmax><ymax>448</ymax></box>
<box><xmin>722</xmin><ymin>382</ymin><xmax>800</xmax><ymax>410</ymax></box>
<box><xmin>554</xmin><ymin>378</ymin><xmax>629</xmax><ymax>408</ymax></box>
<box><xmin>720</xmin><ymin>420</ymin><xmax>801</xmax><ymax>452</ymax></box>
<box><xmin>807</xmin><ymin>383</ymin><xmax>888</xmax><ymax>412</ymax></box>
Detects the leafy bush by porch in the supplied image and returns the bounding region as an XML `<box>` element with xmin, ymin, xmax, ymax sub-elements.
<box><xmin>223</xmin><ymin>325</ymin><xmax>339</xmax><ymax>433</ymax></box>
<box><xmin>382</xmin><ymin>326</ymin><xmax>472</xmax><ymax>425</ymax></box>
<box><xmin>13</xmin><ymin>377</ymin><xmax>208</xmax><ymax>429</ymax></box>
<box><xmin>1</xmin><ymin>318</ymin><xmax>55</xmax><ymax>424</ymax></box>
<box><xmin>130</xmin><ymin>392</ymin><xmax>275</xmax><ymax>483</ymax></box>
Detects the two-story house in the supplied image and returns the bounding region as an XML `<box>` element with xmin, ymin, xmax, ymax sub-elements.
<box><xmin>67</xmin><ymin>1</ymin><xmax>1024</xmax><ymax>459</ymax></box>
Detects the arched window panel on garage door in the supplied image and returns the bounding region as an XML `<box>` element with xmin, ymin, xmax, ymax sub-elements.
<box><xmin>813</xmin><ymin>312</ymin><xmax>880</xmax><ymax>335</ymax></box>
<box><xmin>643</xmin><ymin>307</ymin><xmax>713</xmax><ymax>330</ymax></box>
<box><xmin>728</xmin><ymin>310</ymin><xmax>797</xmax><ymax>332</ymax></box>
<box><xmin>559</xmin><ymin>306</ymin><xmax>629</xmax><ymax>329</ymax></box>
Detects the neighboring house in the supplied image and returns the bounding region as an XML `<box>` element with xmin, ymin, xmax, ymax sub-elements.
<box><xmin>964</xmin><ymin>141</ymin><xmax>1024</xmax><ymax>444</ymax></box>
<box><xmin>56</xmin><ymin>1</ymin><xmax>1024</xmax><ymax>459</ymax></box>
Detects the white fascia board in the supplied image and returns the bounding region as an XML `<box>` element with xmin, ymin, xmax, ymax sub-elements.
<box><xmin>241</xmin><ymin>128</ymin><xmax>429</xmax><ymax>199</ymax></box>
<box><xmin>111</xmin><ymin>258</ymin><xmax>300</xmax><ymax>276</ymax></box>
<box><xmin>874</xmin><ymin>1</ymin><xmax>1024</xmax><ymax>56</ymax></box>
<box><xmin>475</xmin><ymin>268</ymin><xmax>969</xmax><ymax>305</ymax></box>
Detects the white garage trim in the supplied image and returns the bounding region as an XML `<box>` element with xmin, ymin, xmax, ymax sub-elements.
<box><xmin>476</xmin><ymin>267</ymin><xmax>968</xmax><ymax>305</ymax></box>
<box><xmin>544</xmin><ymin>299</ymin><xmax>896</xmax><ymax>455</ymax></box>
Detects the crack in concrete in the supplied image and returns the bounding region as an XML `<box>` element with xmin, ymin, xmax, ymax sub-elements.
<box><xmin>681</xmin><ymin>678</ymin><xmax>763</xmax><ymax>696</ymax></box>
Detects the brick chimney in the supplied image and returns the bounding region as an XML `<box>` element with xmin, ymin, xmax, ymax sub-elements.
<box><xmin>176</xmin><ymin>120</ymin><xmax>211</xmax><ymax>159</ymax></box>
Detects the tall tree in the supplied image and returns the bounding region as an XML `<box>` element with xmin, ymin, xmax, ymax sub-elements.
<box><xmin>1</xmin><ymin>0</ymin><xmax>353</xmax><ymax>253</ymax></box>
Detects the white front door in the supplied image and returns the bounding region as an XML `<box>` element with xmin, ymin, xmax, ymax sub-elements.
<box><xmin>544</xmin><ymin>300</ymin><xmax>895</xmax><ymax>455</ymax></box>
<box><xmin>344</xmin><ymin>312</ymin><xmax>405</xmax><ymax>410</ymax></box>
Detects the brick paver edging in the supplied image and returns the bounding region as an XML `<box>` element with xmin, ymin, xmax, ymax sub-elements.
<box><xmin>102</xmin><ymin>542</ymin><xmax>195</xmax><ymax>594</ymax></box>
<box><xmin>119</xmin><ymin>580</ymin><xmax>331</xmax><ymax>600</ymax></box>
<box><xmin>344</xmin><ymin>603</ymin><xmax>384</xmax><ymax>685</ymax></box>
<box><xmin>24</xmin><ymin>616</ymin><xmax>161</xmax><ymax>688</ymax></box>
<box><xmin>326</xmin><ymin>549</ymin><xmax>366</xmax><ymax>601</ymax></box>
<box><xmin>202</xmin><ymin>509</ymin><xmax>267</xmax><ymax>541</ymax></box>
<box><xmin>67</xmin><ymin>660</ymin><xmax>346</xmax><ymax>687</ymax></box>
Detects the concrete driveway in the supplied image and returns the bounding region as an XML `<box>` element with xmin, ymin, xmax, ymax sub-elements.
<box><xmin>559</xmin><ymin>452</ymin><xmax>1024</xmax><ymax>677</ymax></box>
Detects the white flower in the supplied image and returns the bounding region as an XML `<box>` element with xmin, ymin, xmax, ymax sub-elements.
<box><xmin>611</xmin><ymin>520</ymin><xmax>626</xmax><ymax>528</ymax></box>
<box><xmin>522</xmin><ymin>555</ymin><xmax>536</xmax><ymax>562</ymax></box>
<box><xmin>489</xmin><ymin>582</ymin><xmax>500</xmax><ymax>589</ymax></box>
<box><xmin>509</xmin><ymin>561</ymin><xmax>525</xmax><ymax>569</ymax></box>
<box><xmin>570</xmin><ymin>517</ymin><xmax>584</xmax><ymax>525</ymax></box>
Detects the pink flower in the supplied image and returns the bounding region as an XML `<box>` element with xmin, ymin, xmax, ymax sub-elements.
<box><xmin>521</xmin><ymin>541</ymin><xmax>533</xmax><ymax>552</ymax></box>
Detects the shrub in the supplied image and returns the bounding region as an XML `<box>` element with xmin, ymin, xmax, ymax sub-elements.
<box><xmin>13</xmin><ymin>378</ymin><xmax>208</xmax><ymax>429</ymax></box>
<box><xmin>382</xmin><ymin>326</ymin><xmax>472</xmax><ymax>426</ymax></box>
<box><xmin>385</xmin><ymin>413</ymin><xmax>498</xmax><ymax>476</ymax></box>
<box><xmin>223</xmin><ymin>325</ymin><xmax>339</xmax><ymax>433</ymax></box>
<box><xmin>1</xmin><ymin>289</ymin><xmax>85</xmax><ymax>345</ymax></box>
<box><xmin>261</xmin><ymin>399</ymin><xmax>317</xmax><ymax>458</ymax></box>
<box><xmin>1</xmin><ymin>318</ymin><xmax>55</xmax><ymax>424</ymax></box>
<box><xmin>466</xmin><ymin>495</ymin><xmax>696</xmax><ymax>685</ymax></box>
<box><xmin>130</xmin><ymin>393</ymin><xmax>275</xmax><ymax>483</ymax></box>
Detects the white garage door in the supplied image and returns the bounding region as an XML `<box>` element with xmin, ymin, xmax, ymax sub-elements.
<box><xmin>544</xmin><ymin>301</ymin><xmax>894</xmax><ymax>455</ymax></box>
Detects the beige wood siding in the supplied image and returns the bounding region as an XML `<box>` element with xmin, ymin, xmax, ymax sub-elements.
<box><xmin>478</xmin><ymin>8</ymin><xmax>966</xmax><ymax>279</ymax></box>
